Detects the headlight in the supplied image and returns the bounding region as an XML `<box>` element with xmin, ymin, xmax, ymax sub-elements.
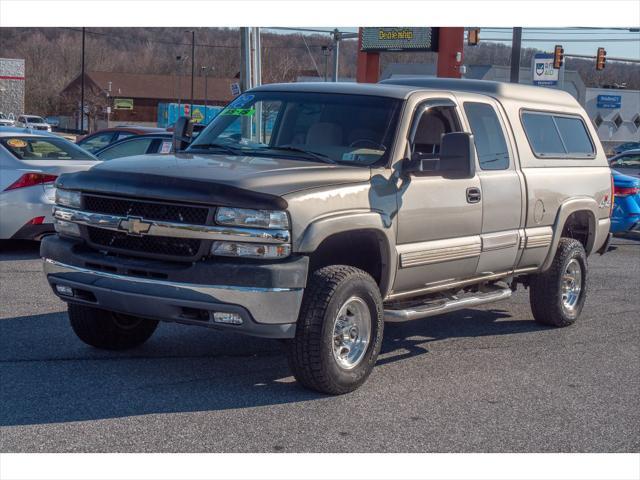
<box><xmin>55</xmin><ymin>189</ymin><xmax>82</xmax><ymax>209</ymax></box>
<box><xmin>215</xmin><ymin>207</ymin><xmax>289</xmax><ymax>229</ymax></box>
<box><xmin>211</xmin><ymin>241</ymin><xmax>291</xmax><ymax>259</ymax></box>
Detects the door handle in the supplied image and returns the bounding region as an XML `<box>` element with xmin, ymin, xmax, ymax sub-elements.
<box><xmin>466</xmin><ymin>187</ymin><xmax>481</xmax><ymax>203</ymax></box>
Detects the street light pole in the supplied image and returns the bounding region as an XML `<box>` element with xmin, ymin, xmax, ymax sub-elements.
<box><xmin>80</xmin><ymin>27</ymin><xmax>85</xmax><ymax>133</ymax></box>
<box><xmin>201</xmin><ymin>66</ymin><xmax>211</xmax><ymax>123</ymax></box>
<box><xmin>332</xmin><ymin>29</ymin><xmax>340</xmax><ymax>82</ymax></box>
<box><xmin>188</xmin><ymin>31</ymin><xmax>195</xmax><ymax>117</ymax></box>
<box><xmin>510</xmin><ymin>27</ymin><xmax>523</xmax><ymax>83</ymax></box>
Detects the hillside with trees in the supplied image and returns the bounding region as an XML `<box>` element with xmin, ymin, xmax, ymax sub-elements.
<box><xmin>1</xmin><ymin>27</ymin><xmax>638</xmax><ymax>115</ymax></box>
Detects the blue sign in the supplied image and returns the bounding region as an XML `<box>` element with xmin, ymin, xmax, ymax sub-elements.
<box><xmin>597</xmin><ymin>94</ymin><xmax>622</xmax><ymax>109</ymax></box>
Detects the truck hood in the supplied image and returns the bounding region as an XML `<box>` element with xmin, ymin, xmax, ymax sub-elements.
<box><xmin>89</xmin><ymin>152</ymin><xmax>372</xmax><ymax>196</ymax></box>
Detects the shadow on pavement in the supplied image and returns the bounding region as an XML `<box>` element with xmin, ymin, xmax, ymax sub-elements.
<box><xmin>0</xmin><ymin>306</ymin><xmax>546</xmax><ymax>427</ymax></box>
<box><xmin>0</xmin><ymin>240</ymin><xmax>41</xmax><ymax>261</ymax></box>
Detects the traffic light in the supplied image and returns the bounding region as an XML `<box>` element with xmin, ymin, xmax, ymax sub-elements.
<box><xmin>468</xmin><ymin>28</ymin><xmax>480</xmax><ymax>46</ymax></box>
<box><xmin>596</xmin><ymin>47</ymin><xmax>607</xmax><ymax>71</ymax></box>
<box><xmin>553</xmin><ymin>45</ymin><xmax>564</xmax><ymax>69</ymax></box>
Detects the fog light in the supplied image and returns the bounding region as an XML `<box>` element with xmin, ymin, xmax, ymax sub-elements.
<box><xmin>55</xmin><ymin>285</ymin><xmax>74</xmax><ymax>297</ymax></box>
<box><xmin>211</xmin><ymin>241</ymin><xmax>291</xmax><ymax>259</ymax></box>
<box><xmin>54</xmin><ymin>219</ymin><xmax>81</xmax><ymax>237</ymax></box>
<box><xmin>212</xmin><ymin>312</ymin><xmax>243</xmax><ymax>325</ymax></box>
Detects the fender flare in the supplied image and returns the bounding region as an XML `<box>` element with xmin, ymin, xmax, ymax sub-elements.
<box><xmin>541</xmin><ymin>197</ymin><xmax>598</xmax><ymax>272</ymax></box>
<box><xmin>297</xmin><ymin>211</ymin><xmax>396</xmax><ymax>298</ymax></box>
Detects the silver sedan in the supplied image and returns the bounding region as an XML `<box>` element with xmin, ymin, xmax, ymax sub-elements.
<box><xmin>0</xmin><ymin>127</ymin><xmax>100</xmax><ymax>240</ymax></box>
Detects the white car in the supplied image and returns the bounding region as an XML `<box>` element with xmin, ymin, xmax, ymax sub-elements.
<box><xmin>0</xmin><ymin>127</ymin><xmax>100</xmax><ymax>240</ymax></box>
<box><xmin>15</xmin><ymin>115</ymin><xmax>53</xmax><ymax>132</ymax></box>
<box><xmin>0</xmin><ymin>112</ymin><xmax>15</xmax><ymax>127</ymax></box>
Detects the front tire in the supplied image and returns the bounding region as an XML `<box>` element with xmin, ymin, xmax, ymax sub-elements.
<box><xmin>288</xmin><ymin>265</ymin><xmax>384</xmax><ymax>395</ymax></box>
<box><xmin>529</xmin><ymin>238</ymin><xmax>588</xmax><ymax>327</ymax></box>
<box><xmin>68</xmin><ymin>304</ymin><xmax>159</xmax><ymax>350</ymax></box>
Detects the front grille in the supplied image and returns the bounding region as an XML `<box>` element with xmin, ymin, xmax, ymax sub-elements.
<box><xmin>83</xmin><ymin>194</ymin><xmax>209</xmax><ymax>225</ymax></box>
<box><xmin>87</xmin><ymin>227</ymin><xmax>201</xmax><ymax>258</ymax></box>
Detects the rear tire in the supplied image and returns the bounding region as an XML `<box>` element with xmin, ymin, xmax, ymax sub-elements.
<box><xmin>529</xmin><ymin>238</ymin><xmax>588</xmax><ymax>327</ymax></box>
<box><xmin>68</xmin><ymin>304</ymin><xmax>159</xmax><ymax>350</ymax></box>
<box><xmin>288</xmin><ymin>265</ymin><xmax>384</xmax><ymax>395</ymax></box>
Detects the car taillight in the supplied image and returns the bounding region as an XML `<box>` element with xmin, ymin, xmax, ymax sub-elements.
<box><xmin>614</xmin><ymin>185</ymin><xmax>639</xmax><ymax>197</ymax></box>
<box><xmin>609</xmin><ymin>174</ymin><xmax>615</xmax><ymax>217</ymax></box>
<box><xmin>4</xmin><ymin>173</ymin><xmax>57</xmax><ymax>191</ymax></box>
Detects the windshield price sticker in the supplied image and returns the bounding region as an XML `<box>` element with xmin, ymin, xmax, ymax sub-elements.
<box><xmin>229</xmin><ymin>94</ymin><xmax>254</xmax><ymax>108</ymax></box>
<box><xmin>221</xmin><ymin>108</ymin><xmax>256</xmax><ymax>116</ymax></box>
<box><xmin>6</xmin><ymin>138</ymin><xmax>28</xmax><ymax>148</ymax></box>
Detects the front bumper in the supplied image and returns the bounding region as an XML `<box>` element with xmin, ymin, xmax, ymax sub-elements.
<box><xmin>42</xmin><ymin>237</ymin><xmax>307</xmax><ymax>339</ymax></box>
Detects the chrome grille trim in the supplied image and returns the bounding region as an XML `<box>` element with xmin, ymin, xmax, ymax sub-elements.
<box><xmin>53</xmin><ymin>207</ymin><xmax>290</xmax><ymax>244</ymax></box>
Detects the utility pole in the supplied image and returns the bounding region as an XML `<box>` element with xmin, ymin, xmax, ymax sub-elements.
<box><xmin>322</xmin><ymin>46</ymin><xmax>331</xmax><ymax>81</ymax></box>
<box><xmin>80</xmin><ymin>27</ymin><xmax>85</xmax><ymax>133</ymax></box>
<box><xmin>239</xmin><ymin>27</ymin><xmax>252</xmax><ymax>92</ymax></box>
<box><xmin>510</xmin><ymin>27</ymin><xmax>522</xmax><ymax>83</ymax></box>
<box><xmin>188</xmin><ymin>30</ymin><xmax>195</xmax><ymax>117</ymax></box>
<box><xmin>201</xmin><ymin>66</ymin><xmax>213</xmax><ymax>123</ymax></box>
<box><xmin>332</xmin><ymin>29</ymin><xmax>341</xmax><ymax>82</ymax></box>
<box><xmin>239</xmin><ymin>28</ymin><xmax>252</xmax><ymax>138</ymax></box>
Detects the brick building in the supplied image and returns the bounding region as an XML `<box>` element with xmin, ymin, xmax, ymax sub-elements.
<box><xmin>0</xmin><ymin>58</ymin><xmax>25</xmax><ymax>119</ymax></box>
<box><xmin>59</xmin><ymin>71</ymin><xmax>236</xmax><ymax>131</ymax></box>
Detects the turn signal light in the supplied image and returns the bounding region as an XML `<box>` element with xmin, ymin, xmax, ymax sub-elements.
<box><xmin>5</xmin><ymin>173</ymin><xmax>57</xmax><ymax>191</ymax></box>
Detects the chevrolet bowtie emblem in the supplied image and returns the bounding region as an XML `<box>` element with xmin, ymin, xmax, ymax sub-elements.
<box><xmin>118</xmin><ymin>216</ymin><xmax>152</xmax><ymax>236</ymax></box>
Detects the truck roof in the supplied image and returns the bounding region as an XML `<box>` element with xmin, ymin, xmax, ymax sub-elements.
<box><xmin>380</xmin><ymin>77</ymin><xmax>579</xmax><ymax>107</ymax></box>
<box><xmin>253</xmin><ymin>78</ymin><xmax>579</xmax><ymax>108</ymax></box>
<box><xmin>251</xmin><ymin>81</ymin><xmax>419</xmax><ymax>99</ymax></box>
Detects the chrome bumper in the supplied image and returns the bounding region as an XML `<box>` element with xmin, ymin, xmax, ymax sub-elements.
<box><xmin>44</xmin><ymin>258</ymin><xmax>303</xmax><ymax>338</ymax></box>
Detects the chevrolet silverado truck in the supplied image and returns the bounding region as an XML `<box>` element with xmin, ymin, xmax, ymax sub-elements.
<box><xmin>42</xmin><ymin>78</ymin><xmax>613</xmax><ymax>395</ymax></box>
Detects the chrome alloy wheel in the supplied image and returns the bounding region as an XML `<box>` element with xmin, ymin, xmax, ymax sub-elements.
<box><xmin>332</xmin><ymin>296</ymin><xmax>371</xmax><ymax>370</ymax></box>
<box><xmin>561</xmin><ymin>258</ymin><xmax>583</xmax><ymax>314</ymax></box>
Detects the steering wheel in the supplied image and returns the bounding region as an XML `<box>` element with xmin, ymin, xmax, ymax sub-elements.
<box><xmin>348</xmin><ymin>139</ymin><xmax>386</xmax><ymax>150</ymax></box>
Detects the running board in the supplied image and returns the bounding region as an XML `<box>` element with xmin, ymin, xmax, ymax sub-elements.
<box><xmin>384</xmin><ymin>288</ymin><xmax>512</xmax><ymax>323</ymax></box>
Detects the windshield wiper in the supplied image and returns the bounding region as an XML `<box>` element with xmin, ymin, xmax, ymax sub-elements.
<box><xmin>266</xmin><ymin>146</ymin><xmax>337</xmax><ymax>164</ymax></box>
<box><xmin>188</xmin><ymin>143</ymin><xmax>244</xmax><ymax>155</ymax></box>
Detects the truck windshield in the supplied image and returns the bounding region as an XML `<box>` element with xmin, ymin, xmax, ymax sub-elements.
<box><xmin>189</xmin><ymin>91</ymin><xmax>402</xmax><ymax>166</ymax></box>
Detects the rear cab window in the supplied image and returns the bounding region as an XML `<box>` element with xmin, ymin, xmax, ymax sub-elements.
<box><xmin>464</xmin><ymin>102</ymin><xmax>510</xmax><ymax>170</ymax></box>
<box><xmin>521</xmin><ymin>111</ymin><xmax>594</xmax><ymax>158</ymax></box>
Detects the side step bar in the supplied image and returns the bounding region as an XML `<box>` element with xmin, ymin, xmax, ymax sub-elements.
<box><xmin>384</xmin><ymin>288</ymin><xmax>512</xmax><ymax>323</ymax></box>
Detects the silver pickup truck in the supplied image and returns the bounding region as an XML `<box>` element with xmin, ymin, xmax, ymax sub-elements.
<box><xmin>42</xmin><ymin>78</ymin><xmax>612</xmax><ymax>394</ymax></box>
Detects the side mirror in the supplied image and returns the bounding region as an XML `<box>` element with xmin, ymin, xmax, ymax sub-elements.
<box><xmin>406</xmin><ymin>132</ymin><xmax>476</xmax><ymax>179</ymax></box>
<box><xmin>438</xmin><ymin>132</ymin><xmax>476</xmax><ymax>179</ymax></box>
<box><xmin>172</xmin><ymin>116</ymin><xmax>194</xmax><ymax>152</ymax></box>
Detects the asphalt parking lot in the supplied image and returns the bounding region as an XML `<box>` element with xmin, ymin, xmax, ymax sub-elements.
<box><xmin>0</xmin><ymin>237</ymin><xmax>638</xmax><ymax>453</ymax></box>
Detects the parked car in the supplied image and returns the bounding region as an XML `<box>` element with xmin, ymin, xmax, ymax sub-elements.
<box><xmin>15</xmin><ymin>115</ymin><xmax>52</xmax><ymax>132</ymax></box>
<box><xmin>0</xmin><ymin>112</ymin><xmax>15</xmax><ymax>127</ymax></box>
<box><xmin>77</xmin><ymin>126</ymin><xmax>166</xmax><ymax>154</ymax></box>
<box><xmin>612</xmin><ymin>142</ymin><xmax>640</xmax><ymax>155</ymax></box>
<box><xmin>610</xmin><ymin>169</ymin><xmax>640</xmax><ymax>234</ymax></box>
<box><xmin>0</xmin><ymin>127</ymin><xmax>100</xmax><ymax>240</ymax></box>
<box><xmin>609</xmin><ymin>149</ymin><xmax>640</xmax><ymax>178</ymax></box>
<box><xmin>43</xmin><ymin>79</ymin><xmax>612</xmax><ymax>394</ymax></box>
<box><xmin>94</xmin><ymin>133</ymin><xmax>174</xmax><ymax>160</ymax></box>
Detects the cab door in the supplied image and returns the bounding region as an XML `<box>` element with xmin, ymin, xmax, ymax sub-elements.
<box><xmin>462</xmin><ymin>100</ymin><xmax>524</xmax><ymax>275</ymax></box>
<box><xmin>392</xmin><ymin>99</ymin><xmax>483</xmax><ymax>295</ymax></box>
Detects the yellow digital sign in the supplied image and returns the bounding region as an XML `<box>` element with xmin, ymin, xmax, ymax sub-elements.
<box><xmin>361</xmin><ymin>27</ymin><xmax>438</xmax><ymax>52</ymax></box>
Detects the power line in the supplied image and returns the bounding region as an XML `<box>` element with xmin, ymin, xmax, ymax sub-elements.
<box><xmin>64</xmin><ymin>27</ymin><xmax>332</xmax><ymax>51</ymax></box>
<box><xmin>482</xmin><ymin>37</ymin><xmax>640</xmax><ymax>43</ymax></box>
